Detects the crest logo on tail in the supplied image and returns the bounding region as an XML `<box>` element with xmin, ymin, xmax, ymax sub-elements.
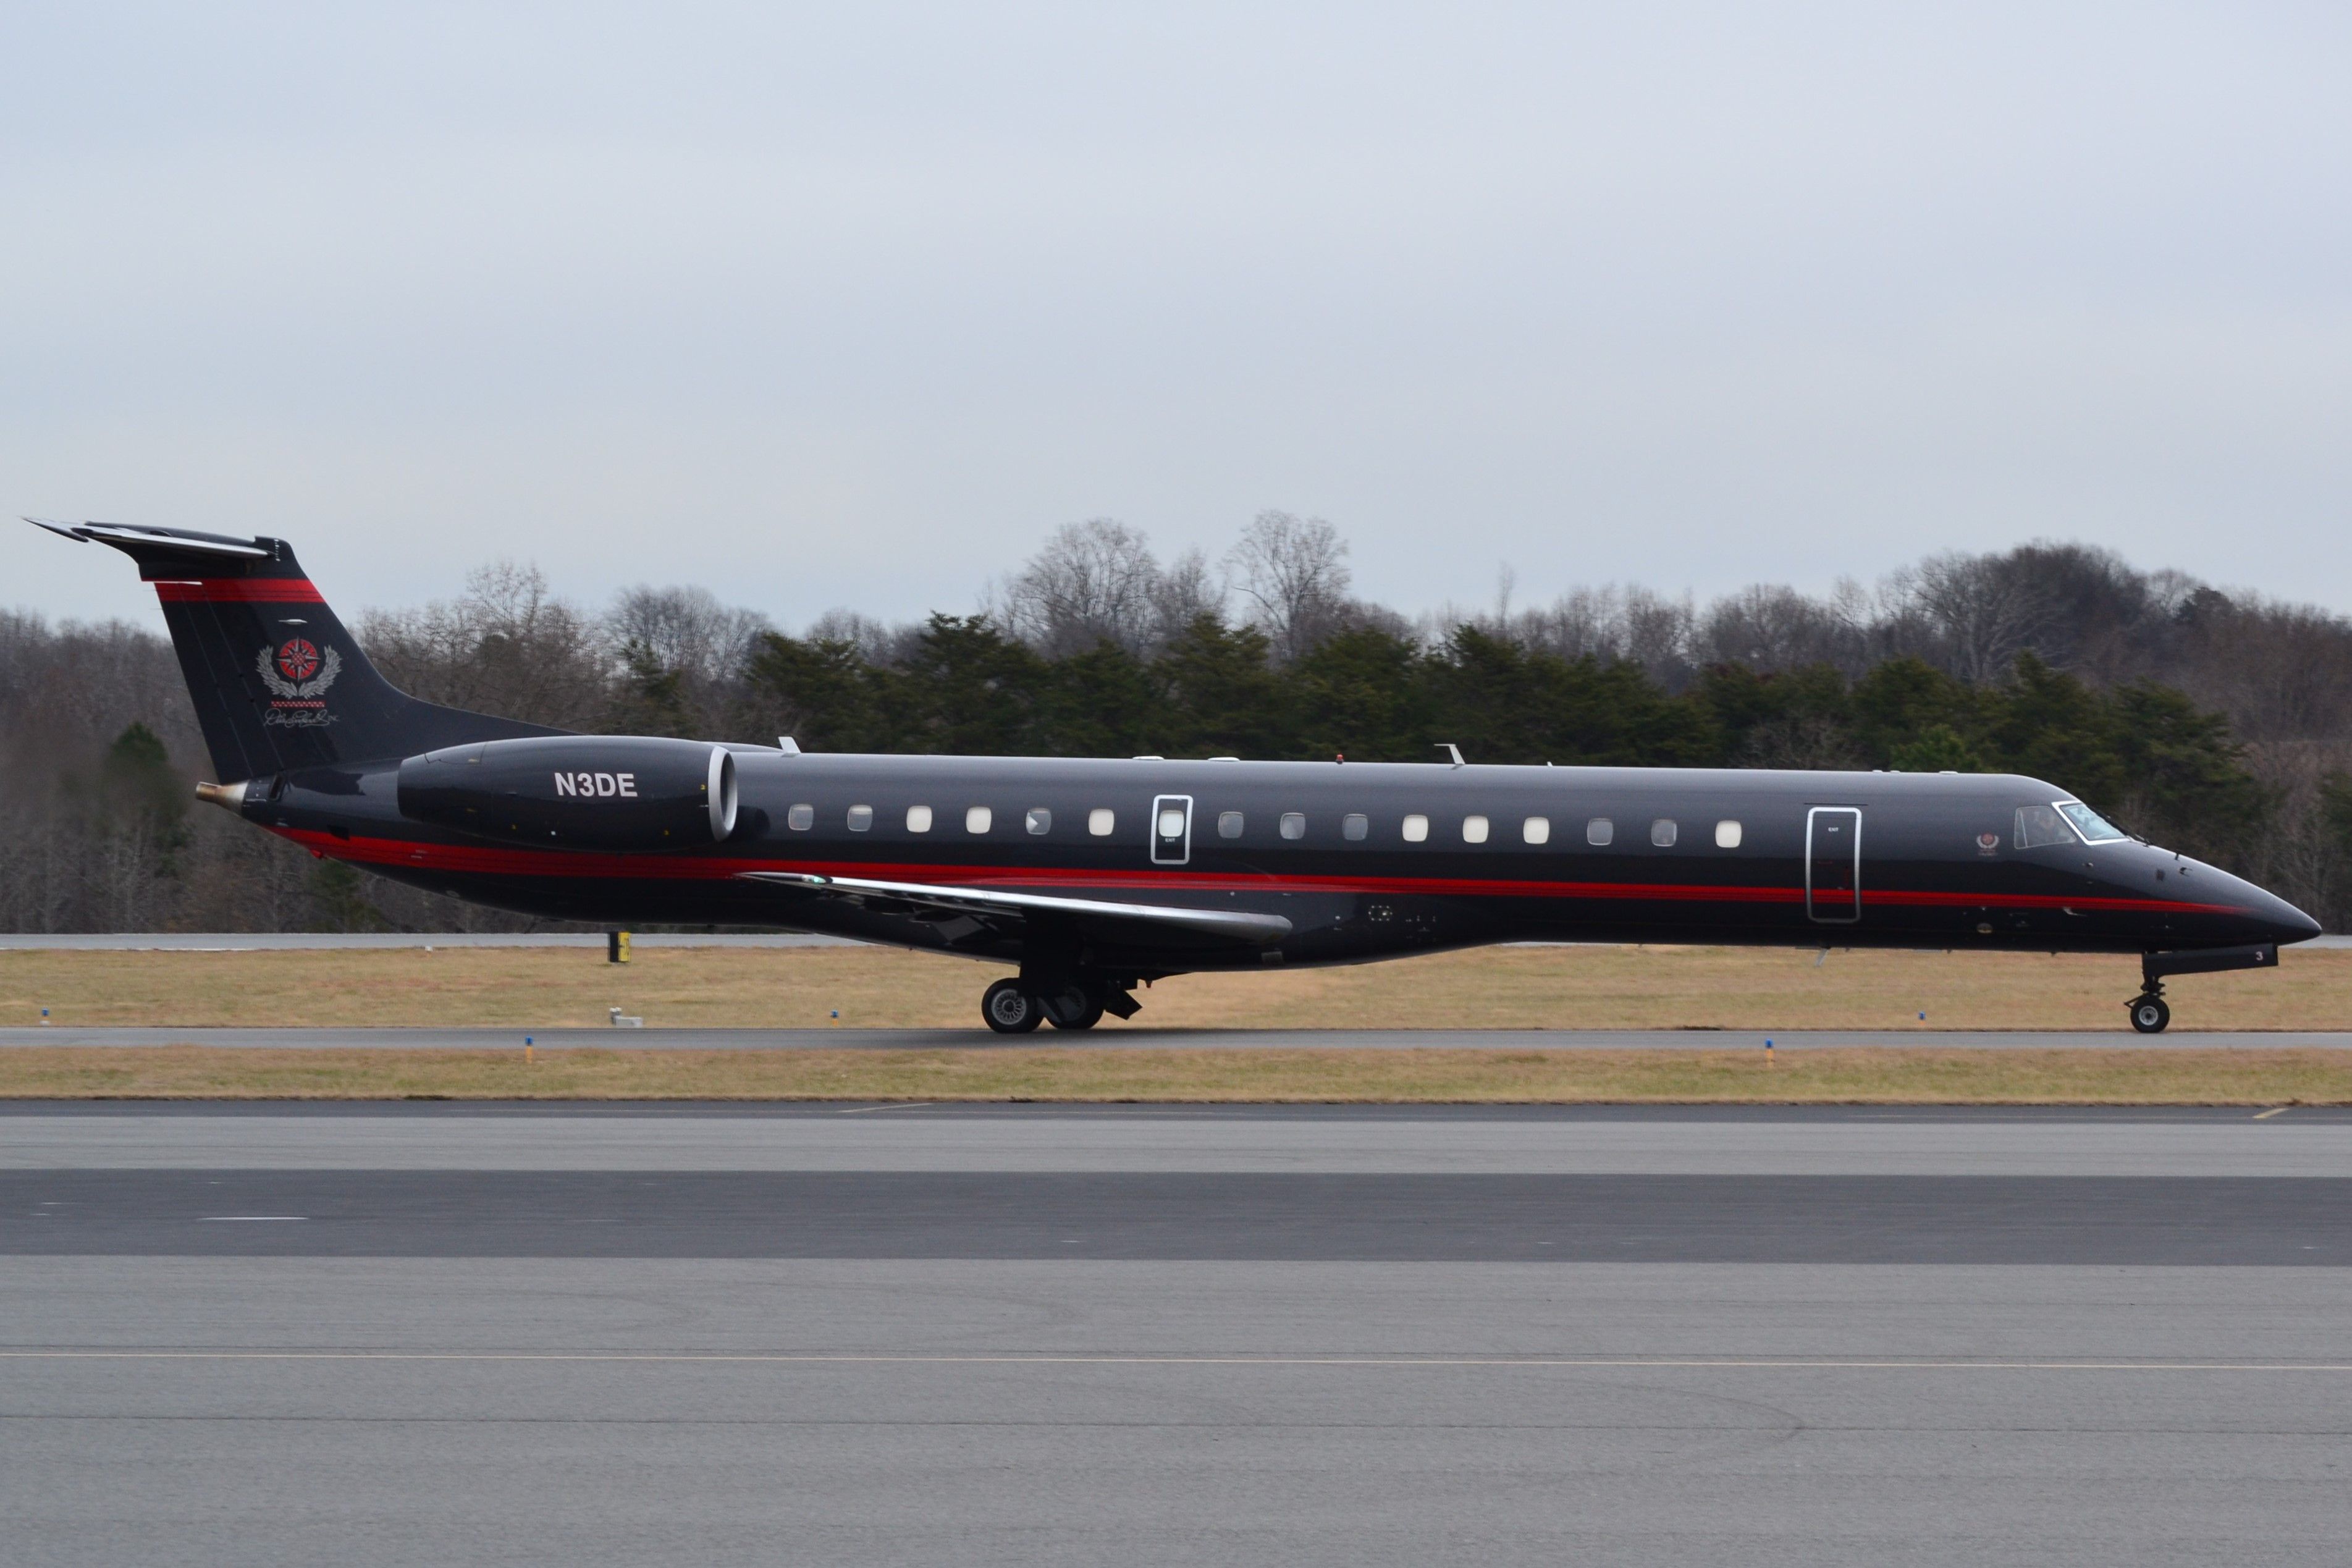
<box><xmin>276</xmin><ymin>638</ymin><xmax>321</xmax><ymax>681</ymax></box>
<box><xmin>256</xmin><ymin>640</ymin><xmax>342</xmax><ymax>726</ymax></box>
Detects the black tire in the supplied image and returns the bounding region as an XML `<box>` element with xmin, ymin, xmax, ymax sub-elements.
<box><xmin>2128</xmin><ymin>994</ymin><xmax>2170</xmax><ymax>1034</ymax></box>
<box><xmin>1043</xmin><ymin>988</ymin><xmax>1106</xmax><ymax>1031</ymax></box>
<box><xmin>982</xmin><ymin>979</ymin><xmax>1042</xmax><ymax>1034</ymax></box>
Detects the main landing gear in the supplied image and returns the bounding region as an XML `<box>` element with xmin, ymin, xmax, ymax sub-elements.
<box><xmin>980</xmin><ymin>976</ymin><xmax>1136</xmax><ymax>1034</ymax></box>
<box><xmin>982</xmin><ymin>979</ymin><xmax>1042</xmax><ymax>1034</ymax></box>
<box><xmin>2127</xmin><ymin>991</ymin><xmax>2171</xmax><ymax>1035</ymax></box>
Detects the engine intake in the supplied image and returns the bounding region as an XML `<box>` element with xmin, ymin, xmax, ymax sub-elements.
<box><xmin>397</xmin><ymin>736</ymin><xmax>739</xmax><ymax>851</ymax></box>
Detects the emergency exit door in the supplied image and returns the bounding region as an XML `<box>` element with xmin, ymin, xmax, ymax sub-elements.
<box><xmin>1806</xmin><ymin>806</ymin><xmax>1861</xmax><ymax>922</ymax></box>
<box><xmin>1151</xmin><ymin>795</ymin><xmax>1192</xmax><ymax>866</ymax></box>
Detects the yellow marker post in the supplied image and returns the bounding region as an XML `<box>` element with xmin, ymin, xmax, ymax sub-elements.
<box><xmin>607</xmin><ymin>930</ymin><xmax>631</xmax><ymax>964</ymax></box>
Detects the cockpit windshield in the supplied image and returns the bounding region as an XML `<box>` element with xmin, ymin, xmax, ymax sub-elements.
<box><xmin>2015</xmin><ymin>800</ymin><xmax>2130</xmax><ymax>848</ymax></box>
<box><xmin>2056</xmin><ymin>800</ymin><xmax>2129</xmax><ymax>843</ymax></box>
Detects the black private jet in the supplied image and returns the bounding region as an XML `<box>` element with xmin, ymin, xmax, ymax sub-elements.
<box><xmin>34</xmin><ymin>519</ymin><xmax>2320</xmax><ymax>1032</ymax></box>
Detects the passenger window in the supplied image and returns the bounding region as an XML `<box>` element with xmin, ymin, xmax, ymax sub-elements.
<box><xmin>1026</xmin><ymin>807</ymin><xmax>1052</xmax><ymax>835</ymax></box>
<box><xmin>1218</xmin><ymin>811</ymin><xmax>1244</xmax><ymax>839</ymax></box>
<box><xmin>788</xmin><ymin>803</ymin><xmax>814</xmax><ymax>832</ymax></box>
<box><xmin>2015</xmin><ymin>803</ymin><xmax>2071</xmax><ymax>848</ymax></box>
<box><xmin>1714</xmin><ymin>820</ymin><xmax>1741</xmax><ymax>848</ymax></box>
<box><xmin>1157</xmin><ymin>806</ymin><xmax>1186</xmax><ymax>838</ymax></box>
<box><xmin>1088</xmin><ymin>808</ymin><xmax>1114</xmax><ymax>837</ymax></box>
<box><xmin>1651</xmin><ymin>819</ymin><xmax>1677</xmax><ymax>847</ymax></box>
<box><xmin>846</xmin><ymin>804</ymin><xmax>873</xmax><ymax>832</ymax></box>
<box><xmin>1402</xmin><ymin>813</ymin><xmax>1429</xmax><ymax>842</ymax></box>
<box><xmin>906</xmin><ymin>805</ymin><xmax>932</xmax><ymax>833</ymax></box>
<box><xmin>966</xmin><ymin>806</ymin><xmax>992</xmax><ymax>834</ymax></box>
<box><xmin>1342</xmin><ymin>813</ymin><xmax>1368</xmax><ymax>841</ymax></box>
<box><xmin>1523</xmin><ymin>816</ymin><xmax>1549</xmax><ymax>845</ymax></box>
<box><xmin>1462</xmin><ymin>814</ymin><xmax>1490</xmax><ymax>844</ymax></box>
<box><xmin>1279</xmin><ymin>812</ymin><xmax>1306</xmax><ymax>840</ymax></box>
<box><xmin>1587</xmin><ymin>817</ymin><xmax>1612</xmax><ymax>846</ymax></box>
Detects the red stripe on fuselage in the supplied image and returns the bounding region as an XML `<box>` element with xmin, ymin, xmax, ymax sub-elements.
<box><xmin>154</xmin><ymin>579</ymin><xmax>326</xmax><ymax>603</ymax></box>
<box><xmin>274</xmin><ymin>828</ymin><xmax>2251</xmax><ymax>917</ymax></box>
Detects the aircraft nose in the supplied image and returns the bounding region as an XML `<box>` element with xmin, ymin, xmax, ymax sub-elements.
<box><xmin>2230</xmin><ymin>873</ymin><xmax>2322</xmax><ymax>945</ymax></box>
<box><xmin>2178</xmin><ymin>860</ymin><xmax>2323</xmax><ymax>946</ymax></box>
<box><xmin>2269</xmin><ymin>896</ymin><xmax>2324</xmax><ymax>944</ymax></box>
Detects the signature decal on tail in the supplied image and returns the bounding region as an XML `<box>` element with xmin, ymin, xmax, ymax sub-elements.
<box><xmin>256</xmin><ymin>639</ymin><xmax>342</xmax><ymax>725</ymax></box>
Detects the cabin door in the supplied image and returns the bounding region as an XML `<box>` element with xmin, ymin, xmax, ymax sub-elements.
<box><xmin>1806</xmin><ymin>806</ymin><xmax>1861</xmax><ymax>923</ymax></box>
<box><xmin>1150</xmin><ymin>795</ymin><xmax>1193</xmax><ymax>866</ymax></box>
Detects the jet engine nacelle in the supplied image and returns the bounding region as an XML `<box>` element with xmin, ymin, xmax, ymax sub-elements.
<box><xmin>396</xmin><ymin>735</ymin><xmax>739</xmax><ymax>851</ymax></box>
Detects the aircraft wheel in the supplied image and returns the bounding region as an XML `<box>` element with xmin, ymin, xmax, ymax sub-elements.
<box><xmin>1043</xmin><ymin>988</ymin><xmax>1105</xmax><ymax>1031</ymax></box>
<box><xmin>2128</xmin><ymin>994</ymin><xmax>2170</xmax><ymax>1034</ymax></box>
<box><xmin>982</xmin><ymin>979</ymin><xmax>1043</xmax><ymax>1034</ymax></box>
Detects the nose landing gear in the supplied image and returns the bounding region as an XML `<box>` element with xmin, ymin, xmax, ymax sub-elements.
<box><xmin>2127</xmin><ymin>943</ymin><xmax>2283</xmax><ymax>1035</ymax></box>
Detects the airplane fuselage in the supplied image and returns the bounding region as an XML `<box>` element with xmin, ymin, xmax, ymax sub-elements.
<box><xmin>252</xmin><ymin>749</ymin><xmax>2310</xmax><ymax>972</ymax></box>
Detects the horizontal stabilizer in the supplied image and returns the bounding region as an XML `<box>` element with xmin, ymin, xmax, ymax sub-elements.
<box><xmin>26</xmin><ymin>518</ymin><xmax>273</xmax><ymax>562</ymax></box>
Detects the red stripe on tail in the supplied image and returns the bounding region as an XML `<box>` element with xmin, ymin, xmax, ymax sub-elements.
<box><xmin>154</xmin><ymin>579</ymin><xmax>326</xmax><ymax>604</ymax></box>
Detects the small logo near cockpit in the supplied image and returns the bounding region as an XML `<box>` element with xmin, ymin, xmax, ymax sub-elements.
<box><xmin>1976</xmin><ymin>832</ymin><xmax>2000</xmax><ymax>855</ymax></box>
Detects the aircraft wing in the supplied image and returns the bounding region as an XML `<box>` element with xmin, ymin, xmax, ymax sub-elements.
<box><xmin>734</xmin><ymin>870</ymin><xmax>1292</xmax><ymax>944</ymax></box>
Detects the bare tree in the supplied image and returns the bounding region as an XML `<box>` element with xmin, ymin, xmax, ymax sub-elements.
<box><xmin>1621</xmin><ymin>587</ymin><xmax>1698</xmax><ymax>689</ymax></box>
<box><xmin>1696</xmin><ymin>584</ymin><xmax>1856</xmax><ymax>673</ymax></box>
<box><xmin>1897</xmin><ymin>552</ymin><xmax>2062</xmax><ymax>684</ymax></box>
<box><xmin>805</xmin><ymin>608</ymin><xmax>914</xmax><ymax>664</ymax></box>
<box><xmin>1223</xmin><ymin>511</ymin><xmax>1352</xmax><ymax>662</ymax></box>
<box><xmin>609</xmin><ymin>586</ymin><xmax>772</xmax><ymax>689</ymax></box>
<box><xmin>995</xmin><ymin>519</ymin><xmax>1168</xmax><ymax>657</ymax></box>
<box><xmin>1498</xmin><ymin>586</ymin><xmax>1630</xmax><ymax>662</ymax></box>
<box><xmin>360</xmin><ymin>561</ymin><xmax>609</xmax><ymax>729</ymax></box>
<box><xmin>1149</xmin><ymin>547</ymin><xmax>1223</xmax><ymax>646</ymax></box>
<box><xmin>603</xmin><ymin>583</ymin><xmax>774</xmax><ymax>737</ymax></box>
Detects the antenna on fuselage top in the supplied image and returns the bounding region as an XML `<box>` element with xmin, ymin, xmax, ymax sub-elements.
<box><xmin>1435</xmin><ymin>743</ymin><xmax>1465</xmax><ymax>768</ymax></box>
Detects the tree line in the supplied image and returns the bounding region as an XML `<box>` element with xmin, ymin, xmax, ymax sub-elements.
<box><xmin>3</xmin><ymin>514</ymin><xmax>2348</xmax><ymax>932</ymax></box>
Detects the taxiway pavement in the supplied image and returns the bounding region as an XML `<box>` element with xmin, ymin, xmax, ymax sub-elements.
<box><xmin>5</xmin><ymin>1103</ymin><xmax>2348</xmax><ymax>1566</ymax></box>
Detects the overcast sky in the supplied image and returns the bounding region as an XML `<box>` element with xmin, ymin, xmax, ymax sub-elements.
<box><xmin>6</xmin><ymin>2</ymin><xmax>2348</xmax><ymax>633</ymax></box>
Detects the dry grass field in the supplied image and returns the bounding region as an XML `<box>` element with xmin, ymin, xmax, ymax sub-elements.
<box><xmin>0</xmin><ymin>940</ymin><xmax>2343</xmax><ymax>1032</ymax></box>
<box><xmin>0</xmin><ymin>1044</ymin><xmax>2345</xmax><ymax>1103</ymax></box>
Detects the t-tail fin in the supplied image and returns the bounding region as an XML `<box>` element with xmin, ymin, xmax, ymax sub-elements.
<box><xmin>30</xmin><ymin>519</ymin><xmax>567</xmax><ymax>782</ymax></box>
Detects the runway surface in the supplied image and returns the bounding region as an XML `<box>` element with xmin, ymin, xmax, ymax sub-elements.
<box><xmin>7</xmin><ymin>1102</ymin><xmax>2352</xmax><ymax>1175</ymax></box>
<box><xmin>7</xmin><ymin>1103</ymin><xmax>2349</xmax><ymax>1565</ymax></box>
<box><xmin>9</xmin><ymin>1024</ymin><xmax>2351</xmax><ymax>1049</ymax></box>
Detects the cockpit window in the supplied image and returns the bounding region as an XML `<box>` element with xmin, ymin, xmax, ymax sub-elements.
<box><xmin>2057</xmin><ymin>800</ymin><xmax>2128</xmax><ymax>843</ymax></box>
<box><xmin>2013</xmin><ymin>804</ymin><xmax>2071</xmax><ymax>849</ymax></box>
<box><xmin>2017</xmin><ymin>800</ymin><xmax>2128</xmax><ymax>848</ymax></box>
